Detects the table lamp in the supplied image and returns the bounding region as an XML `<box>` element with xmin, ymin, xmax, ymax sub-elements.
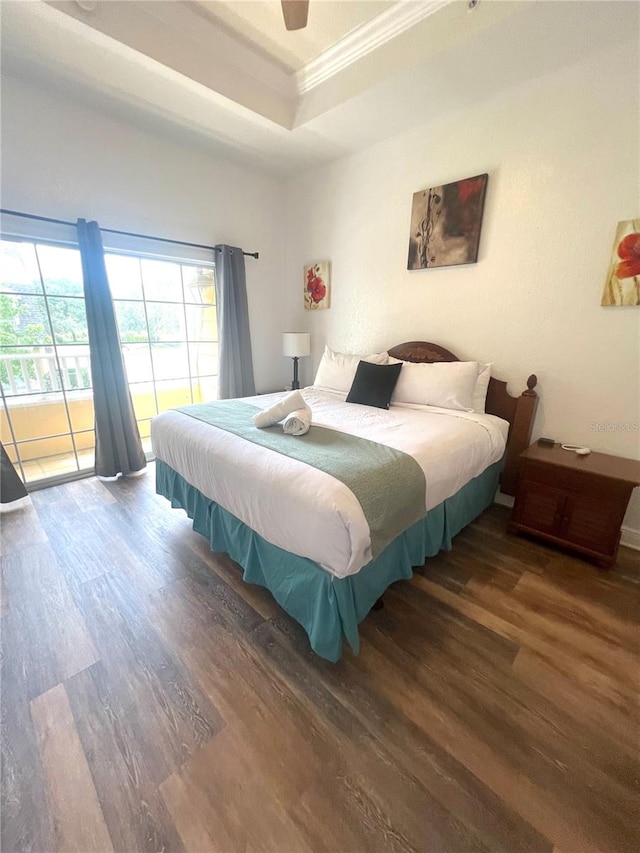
<box><xmin>282</xmin><ymin>333</ymin><xmax>310</xmax><ymax>390</ymax></box>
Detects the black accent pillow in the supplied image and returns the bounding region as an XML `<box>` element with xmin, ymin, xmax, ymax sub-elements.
<box><xmin>346</xmin><ymin>361</ymin><xmax>403</xmax><ymax>409</ymax></box>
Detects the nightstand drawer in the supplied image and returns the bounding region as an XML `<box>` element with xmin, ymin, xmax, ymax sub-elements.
<box><xmin>522</xmin><ymin>460</ymin><xmax>611</xmax><ymax>495</ymax></box>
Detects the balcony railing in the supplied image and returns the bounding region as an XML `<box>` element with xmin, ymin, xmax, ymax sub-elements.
<box><xmin>0</xmin><ymin>349</ymin><xmax>92</xmax><ymax>396</ymax></box>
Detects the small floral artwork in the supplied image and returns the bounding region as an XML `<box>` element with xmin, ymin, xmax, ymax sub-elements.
<box><xmin>407</xmin><ymin>174</ymin><xmax>488</xmax><ymax>269</ymax></box>
<box><xmin>304</xmin><ymin>261</ymin><xmax>330</xmax><ymax>310</ymax></box>
<box><xmin>601</xmin><ymin>219</ymin><xmax>640</xmax><ymax>306</ymax></box>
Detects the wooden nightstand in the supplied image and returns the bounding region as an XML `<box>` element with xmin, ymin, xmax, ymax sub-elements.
<box><xmin>508</xmin><ymin>443</ymin><xmax>640</xmax><ymax>568</ymax></box>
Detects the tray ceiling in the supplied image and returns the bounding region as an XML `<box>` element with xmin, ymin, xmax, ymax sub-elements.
<box><xmin>2</xmin><ymin>1</ymin><xmax>637</xmax><ymax>176</ymax></box>
<box><xmin>190</xmin><ymin>0</ymin><xmax>397</xmax><ymax>73</ymax></box>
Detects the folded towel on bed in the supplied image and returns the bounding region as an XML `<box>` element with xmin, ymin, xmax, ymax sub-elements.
<box><xmin>282</xmin><ymin>407</ymin><xmax>311</xmax><ymax>436</ymax></box>
<box><xmin>253</xmin><ymin>390</ymin><xmax>308</xmax><ymax>428</ymax></box>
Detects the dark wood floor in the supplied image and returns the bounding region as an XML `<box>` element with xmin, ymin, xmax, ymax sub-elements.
<box><xmin>1</xmin><ymin>464</ymin><xmax>638</xmax><ymax>853</ymax></box>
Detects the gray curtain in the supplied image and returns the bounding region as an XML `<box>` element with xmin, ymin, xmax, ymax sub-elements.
<box><xmin>0</xmin><ymin>443</ymin><xmax>27</xmax><ymax>503</ymax></box>
<box><xmin>216</xmin><ymin>244</ymin><xmax>255</xmax><ymax>399</ymax></box>
<box><xmin>77</xmin><ymin>219</ymin><xmax>146</xmax><ymax>477</ymax></box>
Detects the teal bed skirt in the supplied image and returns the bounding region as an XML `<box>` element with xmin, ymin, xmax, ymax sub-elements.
<box><xmin>156</xmin><ymin>459</ymin><xmax>501</xmax><ymax>662</ymax></box>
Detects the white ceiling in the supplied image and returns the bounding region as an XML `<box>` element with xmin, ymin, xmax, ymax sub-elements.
<box><xmin>1</xmin><ymin>1</ymin><xmax>637</xmax><ymax>177</ymax></box>
<box><xmin>190</xmin><ymin>0</ymin><xmax>397</xmax><ymax>73</ymax></box>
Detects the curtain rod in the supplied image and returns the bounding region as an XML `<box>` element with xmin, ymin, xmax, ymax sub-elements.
<box><xmin>0</xmin><ymin>208</ymin><xmax>260</xmax><ymax>259</ymax></box>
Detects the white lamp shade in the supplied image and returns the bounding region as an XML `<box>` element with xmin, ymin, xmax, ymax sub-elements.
<box><xmin>282</xmin><ymin>332</ymin><xmax>310</xmax><ymax>358</ymax></box>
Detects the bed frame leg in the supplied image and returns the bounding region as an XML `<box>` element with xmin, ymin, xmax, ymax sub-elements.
<box><xmin>372</xmin><ymin>597</ymin><xmax>384</xmax><ymax>611</ymax></box>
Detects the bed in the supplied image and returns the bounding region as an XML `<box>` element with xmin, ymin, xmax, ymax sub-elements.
<box><xmin>151</xmin><ymin>341</ymin><xmax>538</xmax><ymax>661</ymax></box>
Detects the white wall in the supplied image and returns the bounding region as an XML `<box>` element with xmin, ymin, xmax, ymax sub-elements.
<box><xmin>0</xmin><ymin>75</ymin><xmax>286</xmax><ymax>393</ymax></box>
<box><xmin>284</xmin><ymin>40</ymin><xmax>640</xmax><ymax>539</ymax></box>
<box><xmin>3</xmin><ymin>41</ymin><xmax>639</xmax><ymax>541</ymax></box>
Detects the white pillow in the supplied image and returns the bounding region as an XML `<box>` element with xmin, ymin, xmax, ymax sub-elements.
<box><xmin>472</xmin><ymin>362</ymin><xmax>492</xmax><ymax>413</ymax></box>
<box><xmin>391</xmin><ymin>360</ymin><xmax>479</xmax><ymax>411</ymax></box>
<box><xmin>313</xmin><ymin>346</ymin><xmax>389</xmax><ymax>394</ymax></box>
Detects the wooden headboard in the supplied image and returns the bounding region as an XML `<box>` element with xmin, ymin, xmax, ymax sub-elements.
<box><xmin>387</xmin><ymin>341</ymin><xmax>538</xmax><ymax>496</ymax></box>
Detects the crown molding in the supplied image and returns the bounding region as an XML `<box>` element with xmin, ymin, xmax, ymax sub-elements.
<box><xmin>295</xmin><ymin>0</ymin><xmax>453</xmax><ymax>94</ymax></box>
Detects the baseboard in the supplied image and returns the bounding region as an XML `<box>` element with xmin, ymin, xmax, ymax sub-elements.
<box><xmin>494</xmin><ymin>491</ymin><xmax>514</xmax><ymax>509</ymax></box>
<box><xmin>620</xmin><ymin>526</ymin><xmax>640</xmax><ymax>551</ymax></box>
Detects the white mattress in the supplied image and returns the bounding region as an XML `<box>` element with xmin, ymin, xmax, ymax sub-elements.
<box><xmin>151</xmin><ymin>388</ymin><xmax>508</xmax><ymax>579</ymax></box>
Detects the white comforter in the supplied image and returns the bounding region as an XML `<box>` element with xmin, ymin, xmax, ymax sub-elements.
<box><xmin>151</xmin><ymin>388</ymin><xmax>508</xmax><ymax>579</ymax></box>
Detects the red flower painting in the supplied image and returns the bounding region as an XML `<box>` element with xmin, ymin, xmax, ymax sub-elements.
<box><xmin>615</xmin><ymin>233</ymin><xmax>640</xmax><ymax>280</ymax></box>
<box><xmin>601</xmin><ymin>220</ymin><xmax>640</xmax><ymax>307</ymax></box>
<box><xmin>306</xmin><ymin>267</ymin><xmax>326</xmax><ymax>302</ymax></box>
<box><xmin>304</xmin><ymin>261</ymin><xmax>330</xmax><ymax>310</ymax></box>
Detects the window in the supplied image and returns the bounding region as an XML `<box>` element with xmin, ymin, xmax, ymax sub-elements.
<box><xmin>0</xmin><ymin>233</ymin><xmax>218</xmax><ymax>486</ymax></box>
<box><xmin>106</xmin><ymin>253</ymin><xmax>218</xmax><ymax>450</ymax></box>
<box><xmin>0</xmin><ymin>239</ymin><xmax>94</xmax><ymax>483</ymax></box>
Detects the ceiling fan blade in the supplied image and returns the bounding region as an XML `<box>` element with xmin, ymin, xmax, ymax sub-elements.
<box><xmin>281</xmin><ymin>0</ymin><xmax>309</xmax><ymax>31</ymax></box>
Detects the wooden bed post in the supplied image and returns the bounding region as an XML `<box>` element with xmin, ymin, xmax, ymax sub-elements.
<box><xmin>500</xmin><ymin>375</ymin><xmax>538</xmax><ymax>496</ymax></box>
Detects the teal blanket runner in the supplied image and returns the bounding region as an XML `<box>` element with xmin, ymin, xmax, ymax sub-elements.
<box><xmin>176</xmin><ymin>400</ymin><xmax>427</xmax><ymax>558</ymax></box>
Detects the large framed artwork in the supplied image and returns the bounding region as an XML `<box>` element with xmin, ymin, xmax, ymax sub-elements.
<box><xmin>601</xmin><ymin>219</ymin><xmax>640</xmax><ymax>307</ymax></box>
<box><xmin>407</xmin><ymin>173</ymin><xmax>488</xmax><ymax>270</ymax></box>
